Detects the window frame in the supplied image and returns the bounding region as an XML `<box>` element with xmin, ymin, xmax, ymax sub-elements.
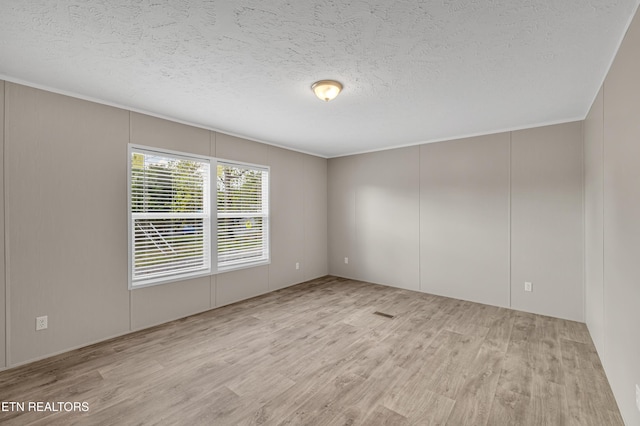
<box><xmin>127</xmin><ymin>144</ymin><xmax>270</xmax><ymax>289</ymax></box>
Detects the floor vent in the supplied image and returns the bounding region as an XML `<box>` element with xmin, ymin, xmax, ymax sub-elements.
<box><xmin>373</xmin><ymin>311</ymin><xmax>395</xmax><ymax>319</ymax></box>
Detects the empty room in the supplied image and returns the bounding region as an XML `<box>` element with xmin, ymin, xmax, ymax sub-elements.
<box><xmin>1</xmin><ymin>1</ymin><xmax>639</xmax><ymax>425</ymax></box>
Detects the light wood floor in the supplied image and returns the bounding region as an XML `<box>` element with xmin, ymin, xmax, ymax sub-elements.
<box><xmin>0</xmin><ymin>276</ymin><xmax>623</xmax><ymax>425</ymax></box>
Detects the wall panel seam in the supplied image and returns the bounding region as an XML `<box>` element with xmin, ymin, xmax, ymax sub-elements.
<box><xmin>508</xmin><ymin>131</ymin><xmax>512</xmax><ymax>308</ymax></box>
<box><xmin>128</xmin><ymin>110</ymin><xmax>132</xmax><ymax>332</ymax></box>
<box><xmin>418</xmin><ymin>146</ymin><xmax>422</xmax><ymax>292</ymax></box>
<box><xmin>3</xmin><ymin>82</ymin><xmax>10</xmax><ymax>366</ymax></box>
<box><xmin>2</xmin><ymin>81</ymin><xmax>7</xmax><ymax>367</ymax></box>
<box><xmin>303</xmin><ymin>157</ymin><xmax>307</xmax><ymax>281</ymax></box>
<box><xmin>580</xmin><ymin>120</ymin><xmax>587</xmax><ymax>323</ymax></box>
<box><xmin>601</xmin><ymin>83</ymin><xmax>606</xmax><ymax>366</ymax></box>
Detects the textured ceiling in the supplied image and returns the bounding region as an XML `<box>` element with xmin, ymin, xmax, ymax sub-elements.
<box><xmin>1</xmin><ymin>1</ymin><xmax>638</xmax><ymax>157</ymax></box>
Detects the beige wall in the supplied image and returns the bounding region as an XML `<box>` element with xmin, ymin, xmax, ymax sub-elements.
<box><xmin>327</xmin><ymin>155</ymin><xmax>357</xmax><ymax>279</ymax></box>
<box><xmin>510</xmin><ymin>122</ymin><xmax>584</xmax><ymax>320</ymax></box>
<box><xmin>354</xmin><ymin>147</ymin><xmax>421</xmax><ymax>291</ymax></box>
<box><xmin>0</xmin><ymin>82</ymin><xmax>328</xmax><ymax>367</ymax></box>
<box><xmin>329</xmin><ymin>122</ymin><xmax>584</xmax><ymax>321</ymax></box>
<box><xmin>5</xmin><ymin>84</ymin><xmax>131</xmax><ymax>364</ymax></box>
<box><xmin>420</xmin><ymin>134</ymin><xmax>510</xmax><ymax>307</ymax></box>
<box><xmin>584</xmin><ymin>87</ymin><xmax>604</xmax><ymax>357</ymax></box>
<box><xmin>584</xmin><ymin>6</ymin><xmax>640</xmax><ymax>424</ymax></box>
<box><xmin>268</xmin><ymin>147</ymin><xmax>306</xmax><ymax>290</ymax></box>
<box><xmin>328</xmin><ymin>148</ymin><xmax>422</xmax><ymax>290</ymax></box>
<box><xmin>303</xmin><ymin>155</ymin><xmax>328</xmax><ymax>281</ymax></box>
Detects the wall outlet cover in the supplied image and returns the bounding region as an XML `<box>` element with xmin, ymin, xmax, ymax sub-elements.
<box><xmin>524</xmin><ymin>281</ymin><xmax>533</xmax><ymax>292</ymax></box>
<box><xmin>36</xmin><ymin>315</ymin><xmax>48</xmax><ymax>331</ymax></box>
<box><xmin>344</xmin><ymin>257</ymin><xmax>349</xmax><ymax>264</ymax></box>
<box><xmin>636</xmin><ymin>384</ymin><xmax>640</xmax><ymax>412</ymax></box>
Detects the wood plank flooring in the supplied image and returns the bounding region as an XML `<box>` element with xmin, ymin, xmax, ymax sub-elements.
<box><xmin>0</xmin><ymin>276</ymin><xmax>623</xmax><ymax>425</ymax></box>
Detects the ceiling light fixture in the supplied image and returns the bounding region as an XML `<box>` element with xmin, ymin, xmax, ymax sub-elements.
<box><xmin>311</xmin><ymin>80</ymin><xmax>343</xmax><ymax>102</ymax></box>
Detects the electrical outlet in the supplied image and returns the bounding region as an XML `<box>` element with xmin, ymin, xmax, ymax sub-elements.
<box><xmin>36</xmin><ymin>316</ymin><xmax>48</xmax><ymax>331</ymax></box>
<box><xmin>344</xmin><ymin>257</ymin><xmax>349</xmax><ymax>264</ymax></box>
<box><xmin>636</xmin><ymin>384</ymin><xmax>640</xmax><ymax>412</ymax></box>
<box><xmin>295</xmin><ymin>262</ymin><xmax>300</xmax><ymax>270</ymax></box>
<box><xmin>524</xmin><ymin>282</ymin><xmax>532</xmax><ymax>292</ymax></box>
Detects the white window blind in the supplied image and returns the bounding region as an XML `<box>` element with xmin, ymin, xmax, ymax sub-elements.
<box><xmin>129</xmin><ymin>148</ymin><xmax>211</xmax><ymax>287</ymax></box>
<box><xmin>216</xmin><ymin>162</ymin><xmax>270</xmax><ymax>270</ymax></box>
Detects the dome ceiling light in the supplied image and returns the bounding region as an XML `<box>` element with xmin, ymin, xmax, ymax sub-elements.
<box><xmin>311</xmin><ymin>80</ymin><xmax>343</xmax><ymax>102</ymax></box>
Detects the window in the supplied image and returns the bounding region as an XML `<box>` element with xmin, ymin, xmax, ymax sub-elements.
<box><xmin>128</xmin><ymin>145</ymin><xmax>269</xmax><ymax>288</ymax></box>
<box><xmin>217</xmin><ymin>162</ymin><xmax>270</xmax><ymax>271</ymax></box>
<box><xmin>129</xmin><ymin>147</ymin><xmax>211</xmax><ymax>288</ymax></box>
